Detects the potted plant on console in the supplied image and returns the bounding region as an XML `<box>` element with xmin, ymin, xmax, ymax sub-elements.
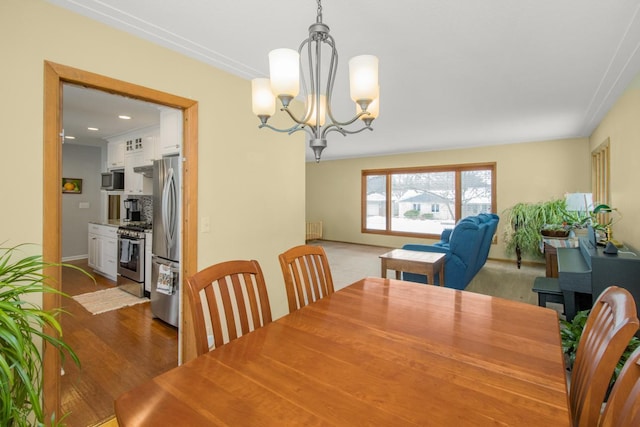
<box><xmin>503</xmin><ymin>198</ymin><xmax>568</xmax><ymax>268</ymax></box>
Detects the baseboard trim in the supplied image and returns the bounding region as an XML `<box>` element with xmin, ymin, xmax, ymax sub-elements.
<box><xmin>62</xmin><ymin>254</ymin><xmax>89</xmax><ymax>262</ymax></box>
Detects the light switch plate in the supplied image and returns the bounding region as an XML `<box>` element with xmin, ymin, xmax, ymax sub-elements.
<box><xmin>201</xmin><ymin>216</ymin><xmax>210</xmax><ymax>233</ymax></box>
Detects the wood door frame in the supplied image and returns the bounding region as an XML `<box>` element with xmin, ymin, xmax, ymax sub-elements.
<box><xmin>43</xmin><ymin>61</ymin><xmax>199</xmax><ymax>420</ymax></box>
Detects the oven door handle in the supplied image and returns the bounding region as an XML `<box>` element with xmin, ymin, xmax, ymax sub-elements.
<box><xmin>119</xmin><ymin>238</ymin><xmax>141</xmax><ymax>245</ymax></box>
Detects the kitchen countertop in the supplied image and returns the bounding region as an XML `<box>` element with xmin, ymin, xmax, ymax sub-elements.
<box><xmin>89</xmin><ymin>220</ymin><xmax>121</xmax><ymax>228</ymax></box>
<box><xmin>89</xmin><ymin>220</ymin><xmax>153</xmax><ymax>231</ymax></box>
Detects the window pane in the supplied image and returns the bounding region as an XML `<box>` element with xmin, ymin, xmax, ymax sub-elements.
<box><xmin>365</xmin><ymin>175</ymin><xmax>386</xmax><ymax>230</ymax></box>
<box><xmin>461</xmin><ymin>170</ymin><xmax>492</xmax><ymax>217</ymax></box>
<box><xmin>391</xmin><ymin>172</ymin><xmax>455</xmax><ymax>235</ymax></box>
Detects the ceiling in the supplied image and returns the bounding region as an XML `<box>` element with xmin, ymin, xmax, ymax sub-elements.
<box><xmin>63</xmin><ymin>84</ymin><xmax>162</xmax><ymax>148</ymax></box>
<box><xmin>51</xmin><ymin>0</ymin><xmax>640</xmax><ymax>162</ymax></box>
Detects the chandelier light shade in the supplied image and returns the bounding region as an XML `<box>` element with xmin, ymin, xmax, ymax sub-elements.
<box><xmin>251</xmin><ymin>78</ymin><xmax>276</xmax><ymax>119</ymax></box>
<box><xmin>251</xmin><ymin>0</ymin><xmax>380</xmax><ymax>162</ymax></box>
<box><xmin>349</xmin><ymin>55</ymin><xmax>379</xmax><ymax>105</ymax></box>
<box><xmin>268</xmin><ymin>48</ymin><xmax>300</xmax><ymax>103</ymax></box>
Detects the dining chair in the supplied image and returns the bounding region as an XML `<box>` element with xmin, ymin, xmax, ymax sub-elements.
<box><xmin>278</xmin><ymin>244</ymin><xmax>335</xmax><ymax>313</ymax></box>
<box><xmin>569</xmin><ymin>286</ymin><xmax>639</xmax><ymax>427</ymax></box>
<box><xmin>184</xmin><ymin>259</ymin><xmax>272</xmax><ymax>356</ymax></box>
<box><xmin>599</xmin><ymin>346</ymin><xmax>640</xmax><ymax>427</ymax></box>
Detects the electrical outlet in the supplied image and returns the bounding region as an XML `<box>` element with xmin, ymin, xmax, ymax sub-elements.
<box><xmin>201</xmin><ymin>216</ymin><xmax>210</xmax><ymax>233</ymax></box>
<box><xmin>79</xmin><ymin>202</ymin><xmax>90</xmax><ymax>209</ymax></box>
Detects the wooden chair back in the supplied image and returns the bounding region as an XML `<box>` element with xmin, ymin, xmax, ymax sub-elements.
<box><xmin>599</xmin><ymin>346</ymin><xmax>640</xmax><ymax>426</ymax></box>
<box><xmin>184</xmin><ymin>259</ymin><xmax>272</xmax><ymax>356</ymax></box>
<box><xmin>278</xmin><ymin>244</ymin><xmax>335</xmax><ymax>313</ymax></box>
<box><xmin>570</xmin><ymin>286</ymin><xmax>639</xmax><ymax>427</ymax></box>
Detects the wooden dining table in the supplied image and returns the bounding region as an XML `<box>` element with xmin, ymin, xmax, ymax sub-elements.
<box><xmin>115</xmin><ymin>277</ymin><xmax>570</xmax><ymax>426</ymax></box>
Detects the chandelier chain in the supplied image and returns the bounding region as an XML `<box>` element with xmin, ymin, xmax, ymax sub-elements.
<box><xmin>316</xmin><ymin>0</ymin><xmax>323</xmax><ymax>24</ymax></box>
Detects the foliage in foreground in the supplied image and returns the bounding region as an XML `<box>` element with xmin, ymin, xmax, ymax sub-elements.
<box><xmin>560</xmin><ymin>309</ymin><xmax>640</xmax><ymax>387</ymax></box>
<box><xmin>0</xmin><ymin>244</ymin><xmax>81</xmax><ymax>426</ymax></box>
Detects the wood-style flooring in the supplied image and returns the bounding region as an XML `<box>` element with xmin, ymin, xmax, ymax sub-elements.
<box><xmin>60</xmin><ymin>259</ymin><xmax>178</xmax><ymax>427</ymax></box>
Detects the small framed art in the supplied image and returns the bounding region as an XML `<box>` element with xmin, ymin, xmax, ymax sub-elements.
<box><xmin>62</xmin><ymin>178</ymin><xmax>82</xmax><ymax>194</ymax></box>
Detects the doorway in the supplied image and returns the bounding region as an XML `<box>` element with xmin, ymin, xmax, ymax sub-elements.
<box><xmin>43</xmin><ymin>61</ymin><xmax>199</xmax><ymax>421</ymax></box>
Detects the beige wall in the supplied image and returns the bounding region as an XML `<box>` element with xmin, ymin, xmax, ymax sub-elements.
<box><xmin>0</xmin><ymin>0</ymin><xmax>305</xmax><ymax>319</ymax></box>
<box><xmin>589</xmin><ymin>74</ymin><xmax>640</xmax><ymax>249</ymax></box>
<box><xmin>307</xmin><ymin>138</ymin><xmax>592</xmax><ymax>263</ymax></box>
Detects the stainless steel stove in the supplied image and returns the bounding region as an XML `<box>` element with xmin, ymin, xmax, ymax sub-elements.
<box><xmin>117</xmin><ymin>222</ymin><xmax>152</xmax><ymax>238</ymax></box>
<box><xmin>117</xmin><ymin>222</ymin><xmax>152</xmax><ymax>297</ymax></box>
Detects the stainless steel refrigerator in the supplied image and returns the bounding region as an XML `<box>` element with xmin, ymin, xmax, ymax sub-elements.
<box><xmin>151</xmin><ymin>155</ymin><xmax>181</xmax><ymax>327</ymax></box>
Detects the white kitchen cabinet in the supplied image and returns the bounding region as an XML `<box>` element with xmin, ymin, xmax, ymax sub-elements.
<box><xmin>107</xmin><ymin>139</ymin><xmax>125</xmax><ymax>170</ymax></box>
<box><xmin>88</xmin><ymin>223</ymin><xmax>118</xmax><ymax>281</ymax></box>
<box><xmin>125</xmin><ymin>131</ymin><xmax>157</xmax><ymax>164</ymax></box>
<box><xmin>141</xmin><ymin>133</ymin><xmax>157</xmax><ymax>165</ymax></box>
<box><xmin>159</xmin><ymin>108</ymin><xmax>182</xmax><ymax>156</ymax></box>
<box><xmin>124</xmin><ymin>152</ymin><xmax>152</xmax><ymax>195</ymax></box>
<box><xmin>87</xmin><ymin>231</ymin><xmax>101</xmax><ymax>270</ymax></box>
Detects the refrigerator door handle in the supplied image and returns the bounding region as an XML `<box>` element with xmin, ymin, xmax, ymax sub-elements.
<box><xmin>162</xmin><ymin>166</ymin><xmax>177</xmax><ymax>251</ymax></box>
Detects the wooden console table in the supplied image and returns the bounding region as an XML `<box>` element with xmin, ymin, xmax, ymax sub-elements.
<box><xmin>379</xmin><ymin>249</ymin><xmax>445</xmax><ymax>286</ymax></box>
<box><xmin>543</xmin><ymin>238</ymin><xmax>579</xmax><ymax>278</ymax></box>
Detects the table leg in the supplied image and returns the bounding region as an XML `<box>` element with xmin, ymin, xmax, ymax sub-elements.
<box><xmin>395</xmin><ymin>270</ymin><xmax>401</xmax><ymax>280</ymax></box>
<box><xmin>381</xmin><ymin>259</ymin><xmax>387</xmax><ymax>278</ymax></box>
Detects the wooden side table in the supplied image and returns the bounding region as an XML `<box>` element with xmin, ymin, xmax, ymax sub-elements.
<box><xmin>379</xmin><ymin>249</ymin><xmax>445</xmax><ymax>286</ymax></box>
<box><xmin>544</xmin><ymin>242</ymin><xmax>558</xmax><ymax>278</ymax></box>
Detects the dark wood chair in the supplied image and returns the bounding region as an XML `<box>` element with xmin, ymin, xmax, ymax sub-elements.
<box><xmin>184</xmin><ymin>259</ymin><xmax>272</xmax><ymax>356</ymax></box>
<box><xmin>598</xmin><ymin>345</ymin><xmax>640</xmax><ymax>427</ymax></box>
<box><xmin>278</xmin><ymin>244</ymin><xmax>335</xmax><ymax>313</ymax></box>
<box><xmin>569</xmin><ymin>286</ymin><xmax>639</xmax><ymax>427</ymax></box>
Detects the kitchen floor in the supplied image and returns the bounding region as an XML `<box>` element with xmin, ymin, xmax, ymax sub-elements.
<box><xmin>60</xmin><ymin>259</ymin><xmax>178</xmax><ymax>427</ymax></box>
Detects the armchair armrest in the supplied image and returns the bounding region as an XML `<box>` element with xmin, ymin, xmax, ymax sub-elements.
<box><xmin>402</xmin><ymin>244</ymin><xmax>448</xmax><ymax>255</ymax></box>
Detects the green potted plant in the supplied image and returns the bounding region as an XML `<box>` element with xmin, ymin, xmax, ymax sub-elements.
<box><xmin>503</xmin><ymin>198</ymin><xmax>568</xmax><ymax>265</ymax></box>
<box><xmin>561</xmin><ymin>309</ymin><xmax>640</xmax><ymax>387</ymax></box>
<box><xmin>0</xmin><ymin>244</ymin><xmax>83</xmax><ymax>426</ymax></box>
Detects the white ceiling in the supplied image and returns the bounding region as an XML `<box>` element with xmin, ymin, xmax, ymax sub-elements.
<box><xmin>63</xmin><ymin>84</ymin><xmax>162</xmax><ymax>147</ymax></box>
<box><xmin>51</xmin><ymin>0</ymin><xmax>640</xmax><ymax>162</ymax></box>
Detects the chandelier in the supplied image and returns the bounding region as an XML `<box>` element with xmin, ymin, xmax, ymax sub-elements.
<box><xmin>251</xmin><ymin>0</ymin><xmax>380</xmax><ymax>162</ymax></box>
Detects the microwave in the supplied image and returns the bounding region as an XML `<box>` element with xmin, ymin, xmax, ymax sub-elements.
<box><xmin>101</xmin><ymin>170</ymin><xmax>125</xmax><ymax>190</ymax></box>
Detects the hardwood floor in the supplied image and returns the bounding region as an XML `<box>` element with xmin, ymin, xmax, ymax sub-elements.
<box><xmin>60</xmin><ymin>259</ymin><xmax>178</xmax><ymax>427</ymax></box>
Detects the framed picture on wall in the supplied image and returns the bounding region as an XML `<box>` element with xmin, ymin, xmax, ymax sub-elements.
<box><xmin>62</xmin><ymin>177</ymin><xmax>82</xmax><ymax>194</ymax></box>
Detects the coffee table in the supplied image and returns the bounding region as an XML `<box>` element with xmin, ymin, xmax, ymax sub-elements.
<box><xmin>379</xmin><ymin>249</ymin><xmax>445</xmax><ymax>286</ymax></box>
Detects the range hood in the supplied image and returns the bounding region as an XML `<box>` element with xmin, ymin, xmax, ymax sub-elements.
<box><xmin>133</xmin><ymin>165</ymin><xmax>153</xmax><ymax>178</ymax></box>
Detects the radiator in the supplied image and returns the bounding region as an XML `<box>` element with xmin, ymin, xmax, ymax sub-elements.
<box><xmin>305</xmin><ymin>221</ymin><xmax>323</xmax><ymax>241</ymax></box>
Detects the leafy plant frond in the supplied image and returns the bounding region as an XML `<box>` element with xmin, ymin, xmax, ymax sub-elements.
<box><xmin>502</xmin><ymin>198</ymin><xmax>569</xmax><ymax>258</ymax></box>
<box><xmin>0</xmin><ymin>243</ymin><xmax>91</xmax><ymax>426</ymax></box>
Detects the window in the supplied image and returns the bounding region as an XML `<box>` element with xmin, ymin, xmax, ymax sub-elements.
<box><xmin>362</xmin><ymin>163</ymin><xmax>496</xmax><ymax>238</ymax></box>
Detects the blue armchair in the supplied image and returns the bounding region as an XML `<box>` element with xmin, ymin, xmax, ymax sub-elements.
<box><xmin>402</xmin><ymin>214</ymin><xmax>499</xmax><ymax>290</ymax></box>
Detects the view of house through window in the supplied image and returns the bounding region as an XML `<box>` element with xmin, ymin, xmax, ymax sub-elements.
<box><xmin>362</xmin><ymin>163</ymin><xmax>496</xmax><ymax>238</ymax></box>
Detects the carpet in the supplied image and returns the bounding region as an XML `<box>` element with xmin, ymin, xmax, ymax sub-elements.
<box><xmin>73</xmin><ymin>287</ymin><xmax>150</xmax><ymax>315</ymax></box>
